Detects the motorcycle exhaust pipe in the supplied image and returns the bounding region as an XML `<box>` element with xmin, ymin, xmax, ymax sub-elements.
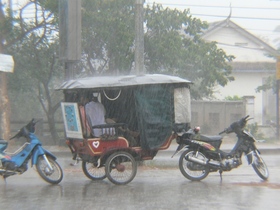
<box><xmin>186</xmin><ymin>156</ymin><xmax>220</xmax><ymax>167</ymax></box>
<box><xmin>187</xmin><ymin>156</ymin><xmax>207</xmax><ymax>165</ymax></box>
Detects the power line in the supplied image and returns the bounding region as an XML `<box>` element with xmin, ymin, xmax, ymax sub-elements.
<box><xmin>191</xmin><ymin>13</ymin><xmax>280</xmax><ymax>21</ymax></box>
<box><xmin>212</xmin><ymin>25</ymin><xmax>280</xmax><ymax>34</ymax></box>
<box><xmin>149</xmin><ymin>3</ymin><xmax>280</xmax><ymax>11</ymax></box>
<box><xmin>145</xmin><ymin>3</ymin><xmax>280</xmax><ymax>22</ymax></box>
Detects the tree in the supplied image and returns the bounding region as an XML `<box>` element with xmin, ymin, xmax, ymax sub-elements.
<box><xmin>80</xmin><ymin>0</ymin><xmax>135</xmax><ymax>75</ymax></box>
<box><xmin>256</xmin><ymin>76</ymin><xmax>277</xmax><ymax>93</ymax></box>
<box><xmin>8</xmin><ymin>36</ymin><xmax>63</xmax><ymax>143</ymax></box>
<box><xmin>80</xmin><ymin>2</ymin><xmax>234</xmax><ymax>99</ymax></box>
<box><xmin>144</xmin><ymin>4</ymin><xmax>234</xmax><ymax>99</ymax></box>
<box><xmin>1</xmin><ymin>0</ymin><xmax>62</xmax><ymax>142</ymax></box>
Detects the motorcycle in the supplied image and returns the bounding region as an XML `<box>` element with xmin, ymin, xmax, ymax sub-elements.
<box><xmin>174</xmin><ymin>115</ymin><xmax>269</xmax><ymax>181</ymax></box>
<box><xmin>0</xmin><ymin>119</ymin><xmax>63</xmax><ymax>184</ymax></box>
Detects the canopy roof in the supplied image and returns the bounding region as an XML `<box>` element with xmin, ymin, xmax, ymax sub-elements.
<box><xmin>57</xmin><ymin>74</ymin><xmax>192</xmax><ymax>90</ymax></box>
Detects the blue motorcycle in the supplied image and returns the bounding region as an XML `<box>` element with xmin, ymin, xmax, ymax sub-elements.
<box><xmin>0</xmin><ymin>119</ymin><xmax>63</xmax><ymax>184</ymax></box>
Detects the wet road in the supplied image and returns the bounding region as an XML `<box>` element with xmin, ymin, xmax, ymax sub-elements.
<box><xmin>0</xmin><ymin>154</ymin><xmax>280</xmax><ymax>210</ymax></box>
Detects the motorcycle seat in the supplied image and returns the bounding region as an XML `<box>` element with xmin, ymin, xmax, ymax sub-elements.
<box><xmin>0</xmin><ymin>140</ymin><xmax>8</xmax><ymax>144</ymax></box>
<box><xmin>196</xmin><ymin>135</ymin><xmax>222</xmax><ymax>142</ymax></box>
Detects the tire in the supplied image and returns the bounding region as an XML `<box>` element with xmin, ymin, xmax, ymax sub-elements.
<box><xmin>105</xmin><ymin>151</ymin><xmax>137</xmax><ymax>185</ymax></box>
<box><xmin>82</xmin><ymin>161</ymin><xmax>106</xmax><ymax>180</ymax></box>
<box><xmin>252</xmin><ymin>152</ymin><xmax>269</xmax><ymax>180</ymax></box>
<box><xmin>179</xmin><ymin>149</ymin><xmax>209</xmax><ymax>181</ymax></box>
<box><xmin>36</xmin><ymin>155</ymin><xmax>63</xmax><ymax>184</ymax></box>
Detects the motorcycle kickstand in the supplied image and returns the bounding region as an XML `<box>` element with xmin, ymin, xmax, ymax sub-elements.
<box><xmin>219</xmin><ymin>170</ymin><xmax>223</xmax><ymax>181</ymax></box>
<box><xmin>2</xmin><ymin>175</ymin><xmax>8</xmax><ymax>184</ymax></box>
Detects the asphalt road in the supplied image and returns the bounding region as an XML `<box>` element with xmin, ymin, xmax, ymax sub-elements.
<box><xmin>0</xmin><ymin>153</ymin><xmax>279</xmax><ymax>210</ymax></box>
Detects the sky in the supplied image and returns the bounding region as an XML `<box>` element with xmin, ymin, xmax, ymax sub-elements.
<box><xmin>146</xmin><ymin>0</ymin><xmax>280</xmax><ymax>48</ymax></box>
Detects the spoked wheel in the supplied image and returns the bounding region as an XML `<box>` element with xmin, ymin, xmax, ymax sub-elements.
<box><xmin>105</xmin><ymin>151</ymin><xmax>137</xmax><ymax>185</ymax></box>
<box><xmin>179</xmin><ymin>149</ymin><xmax>209</xmax><ymax>181</ymax></box>
<box><xmin>36</xmin><ymin>155</ymin><xmax>63</xmax><ymax>184</ymax></box>
<box><xmin>252</xmin><ymin>152</ymin><xmax>269</xmax><ymax>180</ymax></box>
<box><xmin>82</xmin><ymin>161</ymin><xmax>106</xmax><ymax>180</ymax></box>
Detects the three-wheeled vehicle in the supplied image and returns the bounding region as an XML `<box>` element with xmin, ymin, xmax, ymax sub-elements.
<box><xmin>58</xmin><ymin>74</ymin><xmax>192</xmax><ymax>184</ymax></box>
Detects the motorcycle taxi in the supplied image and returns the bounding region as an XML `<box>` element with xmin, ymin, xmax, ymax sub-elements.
<box><xmin>57</xmin><ymin>74</ymin><xmax>192</xmax><ymax>185</ymax></box>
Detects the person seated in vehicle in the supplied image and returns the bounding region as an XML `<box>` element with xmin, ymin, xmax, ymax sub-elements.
<box><xmin>85</xmin><ymin>93</ymin><xmax>115</xmax><ymax>137</ymax></box>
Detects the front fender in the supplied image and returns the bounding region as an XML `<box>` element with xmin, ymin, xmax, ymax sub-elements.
<box><xmin>246</xmin><ymin>151</ymin><xmax>253</xmax><ymax>165</ymax></box>
<box><xmin>246</xmin><ymin>150</ymin><xmax>260</xmax><ymax>165</ymax></box>
<box><xmin>31</xmin><ymin>147</ymin><xmax>57</xmax><ymax>166</ymax></box>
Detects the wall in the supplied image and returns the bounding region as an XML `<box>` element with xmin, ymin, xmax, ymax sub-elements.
<box><xmin>191</xmin><ymin>100</ymin><xmax>245</xmax><ymax>135</ymax></box>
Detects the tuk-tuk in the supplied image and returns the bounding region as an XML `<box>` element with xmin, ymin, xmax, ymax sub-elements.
<box><xmin>58</xmin><ymin>74</ymin><xmax>192</xmax><ymax>184</ymax></box>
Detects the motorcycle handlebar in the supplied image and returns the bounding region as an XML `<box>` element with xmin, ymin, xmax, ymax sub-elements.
<box><xmin>9</xmin><ymin>119</ymin><xmax>39</xmax><ymax>140</ymax></box>
<box><xmin>218</xmin><ymin>127</ymin><xmax>231</xmax><ymax>135</ymax></box>
<box><xmin>218</xmin><ymin>115</ymin><xmax>251</xmax><ymax>135</ymax></box>
<box><xmin>218</xmin><ymin>130</ymin><xmax>226</xmax><ymax>135</ymax></box>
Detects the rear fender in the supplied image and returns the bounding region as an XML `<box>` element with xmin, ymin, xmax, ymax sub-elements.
<box><xmin>31</xmin><ymin>147</ymin><xmax>57</xmax><ymax>166</ymax></box>
<box><xmin>172</xmin><ymin>144</ymin><xmax>189</xmax><ymax>158</ymax></box>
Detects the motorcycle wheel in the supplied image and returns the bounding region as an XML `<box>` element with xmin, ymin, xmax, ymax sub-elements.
<box><xmin>252</xmin><ymin>152</ymin><xmax>269</xmax><ymax>180</ymax></box>
<box><xmin>105</xmin><ymin>151</ymin><xmax>137</xmax><ymax>185</ymax></box>
<box><xmin>36</xmin><ymin>155</ymin><xmax>63</xmax><ymax>184</ymax></box>
<box><xmin>179</xmin><ymin>149</ymin><xmax>209</xmax><ymax>181</ymax></box>
<box><xmin>82</xmin><ymin>161</ymin><xmax>106</xmax><ymax>180</ymax></box>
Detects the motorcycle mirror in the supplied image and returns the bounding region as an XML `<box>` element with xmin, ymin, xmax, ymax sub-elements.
<box><xmin>194</xmin><ymin>126</ymin><xmax>200</xmax><ymax>134</ymax></box>
<box><xmin>26</xmin><ymin>118</ymin><xmax>40</xmax><ymax>133</ymax></box>
<box><xmin>244</xmin><ymin>115</ymin><xmax>250</xmax><ymax>120</ymax></box>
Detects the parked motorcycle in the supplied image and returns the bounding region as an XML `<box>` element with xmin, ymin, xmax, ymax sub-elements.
<box><xmin>174</xmin><ymin>115</ymin><xmax>269</xmax><ymax>181</ymax></box>
<box><xmin>0</xmin><ymin>119</ymin><xmax>63</xmax><ymax>184</ymax></box>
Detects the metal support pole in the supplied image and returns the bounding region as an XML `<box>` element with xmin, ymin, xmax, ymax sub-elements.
<box><xmin>64</xmin><ymin>61</ymin><xmax>75</xmax><ymax>80</ymax></box>
<box><xmin>0</xmin><ymin>72</ymin><xmax>10</xmax><ymax>140</ymax></box>
<box><xmin>276</xmin><ymin>56</ymin><xmax>280</xmax><ymax>140</ymax></box>
<box><xmin>276</xmin><ymin>80</ymin><xmax>279</xmax><ymax>139</ymax></box>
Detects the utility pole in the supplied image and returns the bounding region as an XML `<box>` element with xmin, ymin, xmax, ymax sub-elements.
<box><xmin>276</xmin><ymin>56</ymin><xmax>280</xmax><ymax>139</ymax></box>
<box><xmin>59</xmin><ymin>0</ymin><xmax>81</xmax><ymax>80</ymax></box>
<box><xmin>135</xmin><ymin>0</ymin><xmax>144</xmax><ymax>75</ymax></box>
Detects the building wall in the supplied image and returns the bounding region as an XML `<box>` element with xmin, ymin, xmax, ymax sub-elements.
<box><xmin>213</xmin><ymin>71</ymin><xmax>275</xmax><ymax>125</ymax></box>
<box><xmin>204</xmin><ymin>27</ymin><xmax>275</xmax><ymax>62</ymax></box>
<box><xmin>202</xmin><ymin>22</ymin><xmax>276</xmax><ymax>126</ymax></box>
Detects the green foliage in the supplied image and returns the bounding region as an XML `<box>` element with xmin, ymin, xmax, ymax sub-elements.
<box><xmin>1</xmin><ymin>0</ymin><xmax>62</xmax><ymax>142</ymax></box>
<box><xmin>144</xmin><ymin>4</ymin><xmax>235</xmax><ymax>99</ymax></box>
<box><xmin>256</xmin><ymin>76</ymin><xmax>277</xmax><ymax>93</ymax></box>
<box><xmin>224</xmin><ymin>95</ymin><xmax>242</xmax><ymax>101</ymax></box>
<box><xmin>80</xmin><ymin>0</ymin><xmax>135</xmax><ymax>74</ymax></box>
<box><xmin>78</xmin><ymin>1</ymin><xmax>235</xmax><ymax>99</ymax></box>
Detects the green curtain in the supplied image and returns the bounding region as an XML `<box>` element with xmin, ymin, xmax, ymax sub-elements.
<box><xmin>135</xmin><ymin>85</ymin><xmax>173</xmax><ymax>149</ymax></box>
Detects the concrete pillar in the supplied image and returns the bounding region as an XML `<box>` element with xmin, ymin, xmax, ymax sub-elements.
<box><xmin>243</xmin><ymin>96</ymin><xmax>255</xmax><ymax>122</ymax></box>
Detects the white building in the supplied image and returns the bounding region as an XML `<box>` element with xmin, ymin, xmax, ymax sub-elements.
<box><xmin>202</xmin><ymin>17</ymin><xmax>279</xmax><ymax>125</ymax></box>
